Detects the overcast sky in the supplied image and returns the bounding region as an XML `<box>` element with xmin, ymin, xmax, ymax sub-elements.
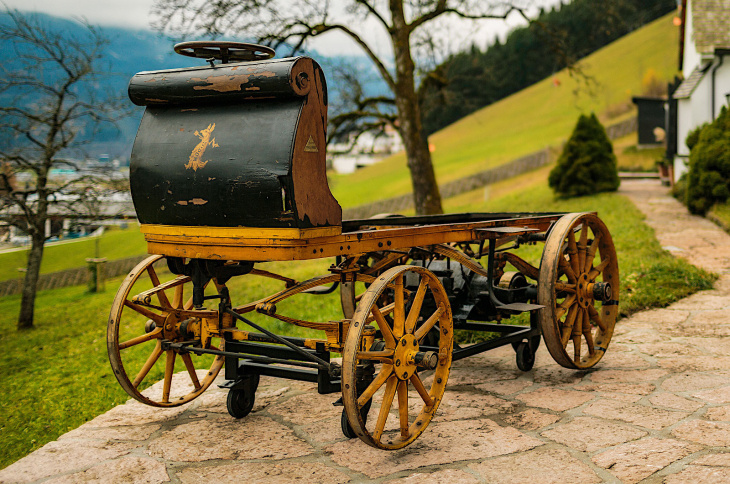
<box><xmin>1</xmin><ymin>0</ymin><xmax>557</xmax><ymax>57</ymax></box>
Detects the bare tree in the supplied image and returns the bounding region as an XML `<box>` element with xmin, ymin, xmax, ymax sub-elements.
<box><xmin>152</xmin><ymin>0</ymin><xmax>532</xmax><ymax>215</ymax></box>
<box><xmin>0</xmin><ymin>9</ymin><xmax>122</xmax><ymax>329</ymax></box>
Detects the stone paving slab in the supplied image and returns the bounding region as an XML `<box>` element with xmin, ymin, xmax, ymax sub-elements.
<box><xmin>3</xmin><ymin>179</ymin><xmax>730</xmax><ymax>483</ymax></box>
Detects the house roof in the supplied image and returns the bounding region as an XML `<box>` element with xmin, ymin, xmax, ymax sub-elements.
<box><xmin>672</xmin><ymin>65</ymin><xmax>709</xmax><ymax>99</ymax></box>
<box><xmin>692</xmin><ymin>0</ymin><xmax>730</xmax><ymax>55</ymax></box>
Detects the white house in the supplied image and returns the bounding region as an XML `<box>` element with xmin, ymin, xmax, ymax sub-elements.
<box><xmin>672</xmin><ymin>0</ymin><xmax>730</xmax><ymax>181</ymax></box>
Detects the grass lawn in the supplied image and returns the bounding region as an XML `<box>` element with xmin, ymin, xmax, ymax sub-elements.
<box><xmin>329</xmin><ymin>12</ymin><xmax>679</xmax><ymax>208</ymax></box>
<box><xmin>0</xmin><ymin>258</ymin><xmax>336</xmax><ymax>470</ymax></box>
<box><xmin>708</xmin><ymin>203</ymin><xmax>730</xmax><ymax>233</ymax></box>
<box><xmin>0</xmin><ymin>169</ymin><xmax>715</xmax><ymax>469</ymax></box>
<box><xmin>0</xmin><ymin>226</ymin><xmax>147</xmax><ymax>282</ymax></box>
<box><xmin>613</xmin><ymin>133</ymin><xmax>665</xmax><ymax>172</ymax></box>
<box><xmin>446</xmin><ymin>169</ymin><xmax>715</xmax><ymax>318</ymax></box>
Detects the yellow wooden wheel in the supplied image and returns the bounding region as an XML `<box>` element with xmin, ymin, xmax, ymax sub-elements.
<box><xmin>538</xmin><ymin>213</ymin><xmax>619</xmax><ymax>369</ymax></box>
<box><xmin>107</xmin><ymin>255</ymin><xmax>224</xmax><ymax>406</ymax></box>
<box><xmin>342</xmin><ymin>265</ymin><xmax>453</xmax><ymax>449</ymax></box>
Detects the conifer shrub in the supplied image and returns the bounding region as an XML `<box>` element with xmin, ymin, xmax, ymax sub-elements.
<box><xmin>548</xmin><ymin>113</ymin><xmax>620</xmax><ymax>198</ymax></box>
<box><xmin>685</xmin><ymin>106</ymin><xmax>730</xmax><ymax>215</ymax></box>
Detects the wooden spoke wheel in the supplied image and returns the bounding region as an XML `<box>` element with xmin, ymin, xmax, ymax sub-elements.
<box><xmin>342</xmin><ymin>265</ymin><xmax>453</xmax><ymax>450</ymax></box>
<box><xmin>340</xmin><ymin>251</ymin><xmax>410</xmax><ymax>319</ymax></box>
<box><xmin>538</xmin><ymin>213</ymin><xmax>619</xmax><ymax>369</ymax></box>
<box><xmin>107</xmin><ymin>255</ymin><xmax>224</xmax><ymax>407</ymax></box>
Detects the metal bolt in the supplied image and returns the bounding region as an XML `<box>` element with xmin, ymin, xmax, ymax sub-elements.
<box><xmin>401</xmin><ymin>340</ymin><xmax>406</xmax><ymax>346</ymax></box>
<box><xmin>437</xmin><ymin>378</ymin><xmax>442</xmax><ymax>384</ymax></box>
<box><xmin>402</xmin><ymin>372</ymin><xmax>408</xmax><ymax>379</ymax></box>
<box><xmin>396</xmin><ymin>359</ymin><xmax>401</xmax><ymax>367</ymax></box>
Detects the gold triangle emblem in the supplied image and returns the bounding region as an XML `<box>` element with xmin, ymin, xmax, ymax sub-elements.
<box><xmin>304</xmin><ymin>135</ymin><xmax>318</xmax><ymax>153</ymax></box>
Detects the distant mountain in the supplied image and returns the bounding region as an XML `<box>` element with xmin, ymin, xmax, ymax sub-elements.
<box><xmin>0</xmin><ymin>11</ymin><xmax>387</xmax><ymax>163</ymax></box>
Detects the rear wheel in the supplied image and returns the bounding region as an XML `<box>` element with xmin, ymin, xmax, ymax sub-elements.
<box><xmin>107</xmin><ymin>255</ymin><xmax>224</xmax><ymax>406</ymax></box>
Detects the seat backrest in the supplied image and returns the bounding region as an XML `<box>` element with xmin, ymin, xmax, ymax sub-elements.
<box><xmin>128</xmin><ymin>56</ymin><xmax>341</xmax><ymax>231</ymax></box>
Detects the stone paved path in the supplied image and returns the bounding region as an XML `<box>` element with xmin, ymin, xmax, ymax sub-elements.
<box><xmin>4</xmin><ymin>179</ymin><xmax>730</xmax><ymax>483</ymax></box>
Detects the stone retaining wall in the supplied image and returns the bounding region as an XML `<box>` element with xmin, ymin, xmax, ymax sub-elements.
<box><xmin>0</xmin><ymin>255</ymin><xmax>147</xmax><ymax>297</ymax></box>
<box><xmin>342</xmin><ymin>116</ymin><xmax>638</xmax><ymax>219</ymax></box>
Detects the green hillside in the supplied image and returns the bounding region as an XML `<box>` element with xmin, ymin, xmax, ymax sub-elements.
<box><xmin>0</xmin><ymin>227</ymin><xmax>146</xmax><ymax>282</ymax></box>
<box><xmin>329</xmin><ymin>12</ymin><xmax>679</xmax><ymax>208</ymax></box>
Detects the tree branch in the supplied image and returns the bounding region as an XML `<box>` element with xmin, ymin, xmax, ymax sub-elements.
<box><xmin>354</xmin><ymin>0</ymin><xmax>391</xmax><ymax>31</ymax></box>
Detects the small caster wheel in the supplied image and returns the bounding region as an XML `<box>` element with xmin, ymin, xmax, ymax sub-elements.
<box><xmin>341</xmin><ymin>400</ymin><xmax>372</xmax><ymax>439</ymax></box>
<box><xmin>515</xmin><ymin>342</ymin><xmax>535</xmax><ymax>371</ymax></box>
<box><xmin>529</xmin><ymin>334</ymin><xmax>541</xmax><ymax>352</ymax></box>
<box><xmin>226</xmin><ymin>374</ymin><xmax>259</xmax><ymax>419</ymax></box>
<box><xmin>512</xmin><ymin>335</ymin><xmax>541</xmax><ymax>353</ymax></box>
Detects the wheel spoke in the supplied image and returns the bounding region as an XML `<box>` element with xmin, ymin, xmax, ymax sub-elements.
<box><xmin>584</xmin><ymin>233</ymin><xmax>603</xmax><ymax>273</ymax></box>
<box><xmin>162</xmin><ymin>350</ymin><xmax>176</xmax><ymax>403</ymax></box>
<box><xmin>123</xmin><ymin>300</ymin><xmax>166</xmax><ymax>325</ymax></box>
<box><xmin>146</xmin><ymin>265</ymin><xmax>171</xmax><ymax>308</ymax></box>
<box><xmin>582</xmin><ymin>310</ymin><xmax>596</xmax><ymax>356</ymax></box>
<box><xmin>572</xmin><ymin>333</ymin><xmax>582</xmax><ymax>363</ymax></box>
<box><xmin>555</xmin><ymin>294</ymin><xmax>576</xmax><ymax>319</ymax></box>
<box><xmin>587</xmin><ymin>305</ymin><xmax>608</xmax><ymax>332</ymax></box>
<box><xmin>554</xmin><ymin>282</ymin><xmax>576</xmax><ymax>294</ymax></box>
<box><xmin>567</xmin><ymin>230</ymin><xmax>581</xmax><ymax>277</ymax></box>
<box><xmin>588</xmin><ymin>258</ymin><xmax>610</xmax><ymax>281</ymax></box>
<box><xmin>578</xmin><ymin>224</ymin><xmax>589</xmax><ymax>271</ymax></box>
<box><xmin>365</xmin><ymin>302</ymin><xmax>396</xmax><ymax>324</ymax></box>
<box><xmin>373</xmin><ymin>375</ymin><xmax>398</xmax><ymax>441</ymax></box>
<box><xmin>404</xmin><ymin>277</ymin><xmax>428</xmax><ymax>335</ymax></box>
<box><xmin>132</xmin><ymin>341</ymin><xmax>163</xmax><ymax>388</ymax></box>
<box><xmin>560</xmin><ymin>305</ymin><xmax>579</xmax><ymax>346</ymax></box>
<box><xmin>173</xmin><ymin>284</ymin><xmax>184</xmax><ymax>309</ymax></box>
<box><xmin>414</xmin><ymin>306</ymin><xmax>444</xmax><ymax>342</ymax></box>
<box><xmin>181</xmin><ymin>353</ymin><xmax>201</xmax><ymax>390</ymax></box>
<box><xmin>356</xmin><ymin>350</ymin><xmax>395</xmax><ymax>363</ymax></box>
<box><xmin>119</xmin><ymin>327</ymin><xmax>162</xmax><ymax>350</ymax></box>
<box><xmin>410</xmin><ymin>373</ymin><xmax>434</xmax><ymax>407</ymax></box>
<box><xmin>358</xmin><ymin>364</ymin><xmax>394</xmax><ymax>407</ymax></box>
<box><xmin>558</xmin><ymin>257</ymin><xmax>577</xmax><ymax>283</ymax></box>
<box><xmin>397</xmin><ymin>380</ymin><xmax>409</xmax><ymax>439</ymax></box>
<box><xmin>571</xmin><ymin>306</ymin><xmax>583</xmax><ymax>361</ymax></box>
<box><xmin>372</xmin><ymin>305</ymin><xmax>397</xmax><ymax>348</ymax></box>
<box><xmin>393</xmin><ymin>275</ymin><xmax>405</xmax><ymax>337</ymax></box>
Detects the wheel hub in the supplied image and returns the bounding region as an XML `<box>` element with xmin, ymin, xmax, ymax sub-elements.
<box><xmin>162</xmin><ymin>312</ymin><xmax>182</xmax><ymax>340</ymax></box>
<box><xmin>394</xmin><ymin>334</ymin><xmax>419</xmax><ymax>380</ymax></box>
<box><xmin>576</xmin><ymin>273</ymin><xmax>592</xmax><ymax>308</ymax></box>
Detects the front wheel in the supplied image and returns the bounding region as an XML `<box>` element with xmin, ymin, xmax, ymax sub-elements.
<box><xmin>538</xmin><ymin>213</ymin><xmax>619</xmax><ymax>369</ymax></box>
<box><xmin>341</xmin><ymin>265</ymin><xmax>453</xmax><ymax>450</ymax></box>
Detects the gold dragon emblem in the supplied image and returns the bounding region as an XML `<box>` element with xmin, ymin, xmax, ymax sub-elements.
<box><xmin>185</xmin><ymin>123</ymin><xmax>219</xmax><ymax>171</ymax></box>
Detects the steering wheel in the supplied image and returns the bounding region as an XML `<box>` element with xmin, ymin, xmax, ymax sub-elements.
<box><xmin>174</xmin><ymin>41</ymin><xmax>275</xmax><ymax>64</ymax></box>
